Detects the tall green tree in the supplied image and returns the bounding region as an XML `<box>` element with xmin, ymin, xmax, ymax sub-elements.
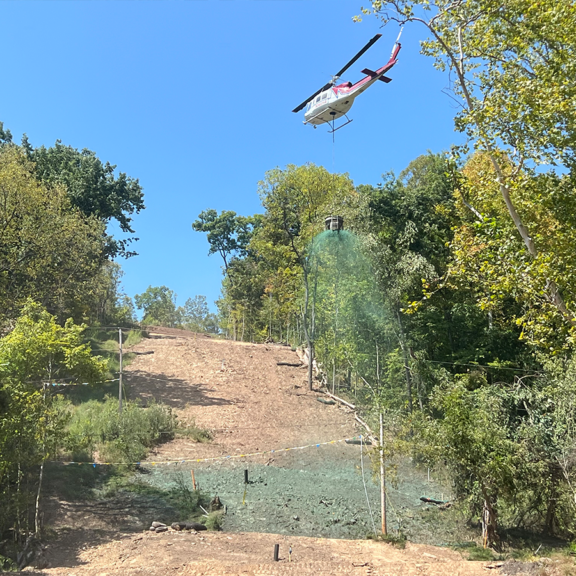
<box><xmin>192</xmin><ymin>210</ymin><xmax>262</xmax><ymax>276</ymax></box>
<box><xmin>359</xmin><ymin>0</ymin><xmax>576</xmax><ymax>331</ymax></box>
<box><xmin>450</xmin><ymin>152</ymin><xmax>576</xmax><ymax>350</ymax></box>
<box><xmin>134</xmin><ymin>285</ymin><xmax>179</xmax><ymax>327</ymax></box>
<box><xmin>0</xmin><ymin>146</ymin><xmax>107</xmax><ymax>325</ymax></box>
<box><xmin>182</xmin><ymin>295</ymin><xmax>219</xmax><ymax>333</ymax></box>
<box><xmin>89</xmin><ymin>262</ymin><xmax>136</xmax><ymax>327</ymax></box>
<box><xmin>25</xmin><ymin>138</ymin><xmax>145</xmax><ymax>258</ymax></box>
<box><xmin>254</xmin><ymin>164</ymin><xmax>356</xmax><ymax>388</ymax></box>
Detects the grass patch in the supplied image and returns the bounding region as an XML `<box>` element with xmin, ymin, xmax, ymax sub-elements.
<box><xmin>58</xmin><ymin>328</ymin><xmax>144</xmax><ymax>405</ymax></box>
<box><xmin>100</xmin><ymin>470</ymin><xmax>209</xmax><ymax>523</ymax></box>
<box><xmin>176</xmin><ymin>418</ymin><xmax>213</xmax><ymax>443</ymax></box>
<box><xmin>60</xmin><ymin>379</ymin><xmax>122</xmax><ymax>405</ymax></box>
<box><xmin>45</xmin><ymin>465</ymin><xmax>212</xmax><ymax>526</ymax></box>
<box><xmin>84</xmin><ymin>328</ymin><xmax>143</xmax><ymax>380</ymax></box>
<box><xmin>44</xmin><ymin>461</ymin><xmax>118</xmax><ymax>501</ymax></box>
<box><xmin>57</xmin><ymin>396</ymin><xmax>177</xmax><ymax>464</ymax></box>
<box><xmin>203</xmin><ymin>511</ymin><xmax>224</xmax><ymax>531</ymax></box>
<box><xmin>467</xmin><ymin>546</ymin><xmax>498</xmax><ymax>561</ymax></box>
<box><xmin>367</xmin><ymin>532</ymin><xmax>407</xmax><ymax>549</ymax></box>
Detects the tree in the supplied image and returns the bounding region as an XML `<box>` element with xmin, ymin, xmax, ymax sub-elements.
<box><xmin>134</xmin><ymin>286</ymin><xmax>179</xmax><ymax>327</ymax></box>
<box><xmin>182</xmin><ymin>295</ymin><xmax>219</xmax><ymax>334</ymax></box>
<box><xmin>414</xmin><ymin>376</ymin><xmax>520</xmax><ymax>545</ymax></box>
<box><xmin>88</xmin><ymin>262</ymin><xmax>136</xmax><ymax>327</ymax></box>
<box><xmin>0</xmin><ymin>146</ymin><xmax>108</xmax><ymax>326</ymax></box>
<box><xmin>192</xmin><ymin>210</ymin><xmax>262</xmax><ymax>276</ymax></box>
<box><xmin>26</xmin><ymin>139</ymin><xmax>145</xmax><ymax>258</ymax></box>
<box><xmin>450</xmin><ymin>152</ymin><xmax>576</xmax><ymax>350</ymax></box>
<box><xmin>254</xmin><ymin>164</ymin><xmax>355</xmax><ymax>389</ymax></box>
<box><xmin>0</xmin><ymin>301</ymin><xmax>106</xmax><ymax>536</ymax></box>
<box><xmin>359</xmin><ymin>0</ymin><xmax>576</xmax><ymax>331</ymax></box>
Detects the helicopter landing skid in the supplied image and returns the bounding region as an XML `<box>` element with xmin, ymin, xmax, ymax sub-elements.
<box><xmin>328</xmin><ymin>115</ymin><xmax>353</xmax><ymax>134</ymax></box>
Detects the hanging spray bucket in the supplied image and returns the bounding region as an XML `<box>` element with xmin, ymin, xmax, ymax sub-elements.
<box><xmin>325</xmin><ymin>216</ymin><xmax>344</xmax><ymax>231</ymax></box>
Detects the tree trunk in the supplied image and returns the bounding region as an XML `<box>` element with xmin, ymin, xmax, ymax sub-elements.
<box><xmin>545</xmin><ymin>472</ymin><xmax>559</xmax><ymax>534</ymax></box>
<box><xmin>35</xmin><ymin>381</ymin><xmax>48</xmax><ymax>536</ymax></box>
<box><xmin>481</xmin><ymin>488</ymin><xmax>499</xmax><ymax>547</ymax></box>
<box><xmin>307</xmin><ymin>339</ymin><xmax>314</xmax><ymax>391</ymax></box>
<box><xmin>396</xmin><ymin>309</ymin><xmax>413</xmax><ymax>413</ymax></box>
<box><xmin>34</xmin><ymin>460</ymin><xmax>45</xmax><ymax>536</ymax></box>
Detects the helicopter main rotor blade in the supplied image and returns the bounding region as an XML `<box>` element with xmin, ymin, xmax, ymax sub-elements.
<box><xmin>333</xmin><ymin>33</ymin><xmax>382</xmax><ymax>80</ymax></box>
<box><xmin>292</xmin><ymin>82</ymin><xmax>331</xmax><ymax>113</ymax></box>
<box><xmin>292</xmin><ymin>33</ymin><xmax>382</xmax><ymax>114</ymax></box>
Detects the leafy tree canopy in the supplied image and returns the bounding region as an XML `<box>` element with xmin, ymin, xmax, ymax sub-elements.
<box><xmin>192</xmin><ymin>210</ymin><xmax>262</xmax><ymax>274</ymax></box>
<box><xmin>359</xmin><ymin>0</ymin><xmax>576</xmax><ymax>329</ymax></box>
<box><xmin>134</xmin><ymin>285</ymin><xmax>179</xmax><ymax>327</ymax></box>
<box><xmin>0</xmin><ymin>146</ymin><xmax>107</xmax><ymax>325</ymax></box>
<box><xmin>26</xmin><ymin>138</ymin><xmax>144</xmax><ymax>257</ymax></box>
<box><xmin>182</xmin><ymin>295</ymin><xmax>219</xmax><ymax>334</ymax></box>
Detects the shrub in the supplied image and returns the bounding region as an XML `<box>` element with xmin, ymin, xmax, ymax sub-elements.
<box><xmin>204</xmin><ymin>511</ymin><xmax>224</xmax><ymax>531</ymax></box>
<box><xmin>60</xmin><ymin>396</ymin><xmax>177</xmax><ymax>464</ymax></box>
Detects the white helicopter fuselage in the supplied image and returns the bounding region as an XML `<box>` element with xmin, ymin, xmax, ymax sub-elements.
<box><xmin>303</xmin><ymin>88</ymin><xmax>356</xmax><ymax>126</ymax></box>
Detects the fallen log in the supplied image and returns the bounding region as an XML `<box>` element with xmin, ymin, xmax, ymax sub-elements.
<box><xmin>345</xmin><ymin>439</ymin><xmax>372</xmax><ymax>446</ymax></box>
<box><xmin>317</xmin><ymin>397</ymin><xmax>336</xmax><ymax>405</ymax></box>
<box><xmin>277</xmin><ymin>361</ymin><xmax>303</xmax><ymax>367</ymax></box>
<box><xmin>420</xmin><ymin>496</ymin><xmax>447</xmax><ymax>505</ymax></box>
<box><xmin>354</xmin><ymin>415</ymin><xmax>378</xmax><ymax>444</ymax></box>
<box><xmin>171</xmin><ymin>522</ymin><xmax>207</xmax><ymax>531</ymax></box>
<box><xmin>324</xmin><ymin>391</ymin><xmax>356</xmax><ymax>410</ymax></box>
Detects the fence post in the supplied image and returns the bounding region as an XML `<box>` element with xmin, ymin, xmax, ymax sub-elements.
<box><xmin>118</xmin><ymin>328</ymin><xmax>123</xmax><ymax>414</ymax></box>
<box><xmin>380</xmin><ymin>413</ymin><xmax>387</xmax><ymax>535</ymax></box>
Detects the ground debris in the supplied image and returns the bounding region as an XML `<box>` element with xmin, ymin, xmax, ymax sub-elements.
<box><xmin>171</xmin><ymin>522</ymin><xmax>207</xmax><ymax>531</ymax></box>
<box><xmin>499</xmin><ymin>559</ymin><xmax>551</xmax><ymax>575</ymax></box>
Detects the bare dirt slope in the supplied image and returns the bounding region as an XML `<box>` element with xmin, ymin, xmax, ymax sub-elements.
<box><xmin>128</xmin><ymin>327</ymin><xmax>356</xmax><ymax>461</ymax></box>
<box><xmin>35</xmin><ymin>329</ymin><xmax>495</xmax><ymax>575</ymax></box>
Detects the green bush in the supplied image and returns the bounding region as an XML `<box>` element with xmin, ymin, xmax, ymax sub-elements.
<box><xmin>168</xmin><ymin>472</ymin><xmax>203</xmax><ymax>519</ymax></box>
<box><xmin>177</xmin><ymin>419</ymin><xmax>212</xmax><ymax>443</ymax></box>
<box><xmin>204</xmin><ymin>511</ymin><xmax>224</xmax><ymax>531</ymax></box>
<box><xmin>59</xmin><ymin>396</ymin><xmax>176</xmax><ymax>464</ymax></box>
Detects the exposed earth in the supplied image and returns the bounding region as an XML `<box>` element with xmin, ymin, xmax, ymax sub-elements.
<box><xmin>20</xmin><ymin>328</ymin><xmax>550</xmax><ymax>575</ymax></box>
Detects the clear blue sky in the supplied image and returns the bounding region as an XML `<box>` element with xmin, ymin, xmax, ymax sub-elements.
<box><xmin>2</xmin><ymin>0</ymin><xmax>461</xmax><ymax>312</ymax></box>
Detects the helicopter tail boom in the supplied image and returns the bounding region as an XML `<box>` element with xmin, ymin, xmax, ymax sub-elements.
<box><xmin>361</xmin><ymin>68</ymin><xmax>392</xmax><ymax>83</ymax></box>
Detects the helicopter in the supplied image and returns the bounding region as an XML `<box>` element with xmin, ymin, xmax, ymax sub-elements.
<box><xmin>292</xmin><ymin>30</ymin><xmax>402</xmax><ymax>132</ymax></box>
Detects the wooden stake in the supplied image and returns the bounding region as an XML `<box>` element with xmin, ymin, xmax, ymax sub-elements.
<box><xmin>118</xmin><ymin>328</ymin><xmax>123</xmax><ymax>415</ymax></box>
<box><xmin>380</xmin><ymin>413</ymin><xmax>387</xmax><ymax>535</ymax></box>
<box><xmin>191</xmin><ymin>469</ymin><xmax>196</xmax><ymax>491</ymax></box>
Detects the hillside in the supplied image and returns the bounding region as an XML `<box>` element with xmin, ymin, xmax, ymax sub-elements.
<box><xmin>33</xmin><ymin>329</ymin><xmax>499</xmax><ymax>575</ymax></box>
